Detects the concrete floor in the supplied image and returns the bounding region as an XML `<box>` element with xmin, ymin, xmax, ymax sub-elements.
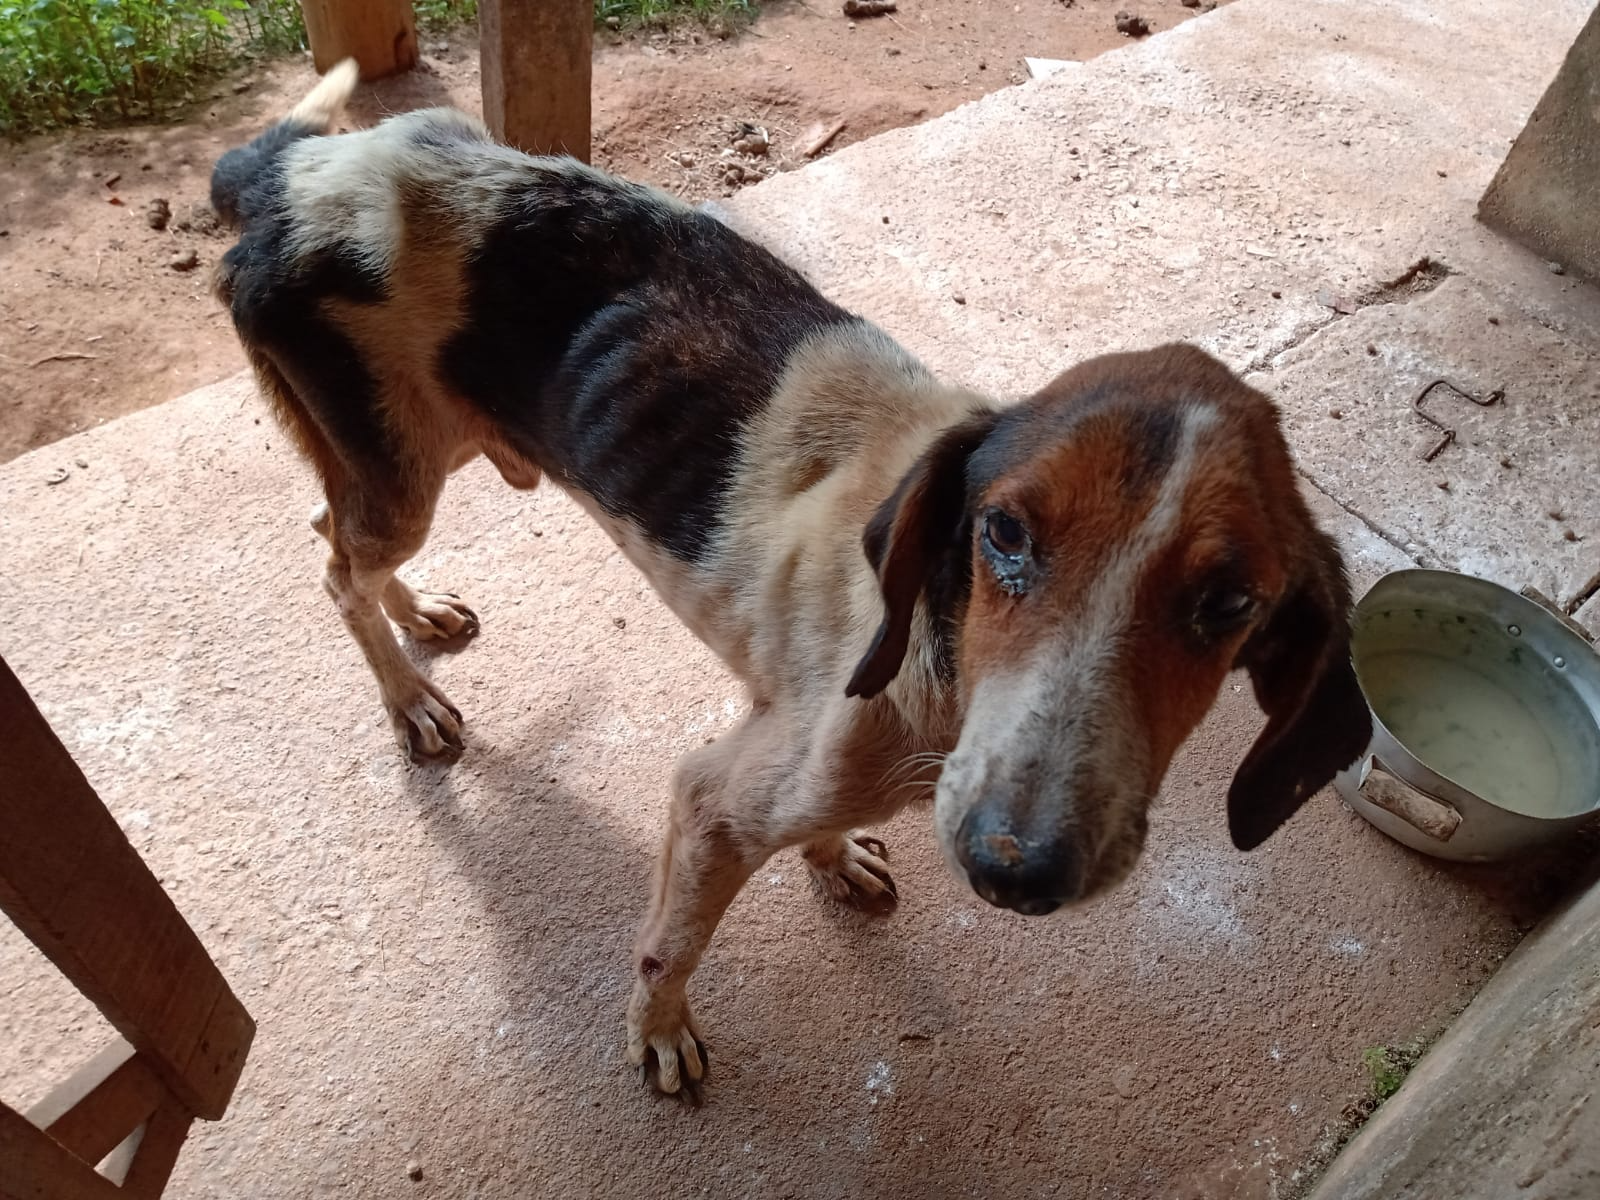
<box><xmin>4</xmin><ymin>0</ymin><xmax>1599</xmax><ymax>1197</ymax></box>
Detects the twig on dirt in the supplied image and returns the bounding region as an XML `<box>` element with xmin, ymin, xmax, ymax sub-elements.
<box><xmin>843</xmin><ymin>0</ymin><xmax>898</xmax><ymax>15</ymax></box>
<box><xmin>801</xmin><ymin>120</ymin><xmax>848</xmax><ymax>158</ymax></box>
<box><xmin>30</xmin><ymin>351</ymin><xmax>99</xmax><ymax>367</ymax></box>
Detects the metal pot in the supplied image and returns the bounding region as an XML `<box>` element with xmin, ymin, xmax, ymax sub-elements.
<box><xmin>1334</xmin><ymin>569</ymin><xmax>1600</xmax><ymax>862</ymax></box>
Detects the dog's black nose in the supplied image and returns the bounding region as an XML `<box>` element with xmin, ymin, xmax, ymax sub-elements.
<box><xmin>955</xmin><ymin>806</ymin><xmax>1081</xmax><ymax>915</ymax></box>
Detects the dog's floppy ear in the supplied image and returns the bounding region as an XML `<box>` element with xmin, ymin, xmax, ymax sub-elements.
<box><xmin>1227</xmin><ymin>526</ymin><xmax>1372</xmax><ymax>850</ymax></box>
<box><xmin>846</xmin><ymin>410</ymin><xmax>998</xmax><ymax>699</ymax></box>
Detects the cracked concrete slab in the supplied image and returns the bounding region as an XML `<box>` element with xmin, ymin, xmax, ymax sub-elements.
<box><xmin>1247</xmin><ymin>274</ymin><xmax>1600</xmax><ymax>605</ymax></box>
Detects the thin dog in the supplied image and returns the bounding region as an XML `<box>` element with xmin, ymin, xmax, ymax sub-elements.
<box><xmin>211</xmin><ymin>64</ymin><xmax>1372</xmax><ymax>1097</ymax></box>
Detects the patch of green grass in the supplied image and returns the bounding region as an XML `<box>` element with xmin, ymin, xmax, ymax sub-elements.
<box><xmin>1362</xmin><ymin>1043</ymin><xmax>1420</xmax><ymax>1102</ymax></box>
<box><xmin>415</xmin><ymin>0</ymin><xmax>476</xmax><ymax>33</ymax></box>
<box><xmin>1</xmin><ymin>0</ymin><xmax>743</xmax><ymax>137</ymax></box>
<box><xmin>1</xmin><ymin>0</ymin><xmax>239</xmax><ymax>132</ymax></box>
<box><xmin>595</xmin><ymin>0</ymin><xmax>753</xmax><ymax>33</ymax></box>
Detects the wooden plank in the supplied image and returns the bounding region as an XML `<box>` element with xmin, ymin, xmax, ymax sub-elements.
<box><xmin>119</xmin><ymin>1100</ymin><xmax>192</xmax><ymax>1200</ymax></box>
<box><xmin>0</xmin><ymin>657</ymin><xmax>254</xmax><ymax>1121</ymax></box>
<box><xmin>24</xmin><ymin>1040</ymin><xmax>137</xmax><ymax>1130</ymax></box>
<box><xmin>26</xmin><ymin>1041</ymin><xmax>167</xmax><ymax>1168</ymax></box>
<box><xmin>479</xmin><ymin>0</ymin><xmax>592</xmax><ymax>160</ymax></box>
<box><xmin>301</xmin><ymin>0</ymin><xmax>419</xmax><ymax>79</ymax></box>
<box><xmin>0</xmin><ymin>1102</ymin><xmax>128</xmax><ymax>1200</ymax></box>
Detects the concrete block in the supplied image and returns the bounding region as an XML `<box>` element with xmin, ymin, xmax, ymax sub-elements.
<box><xmin>1479</xmin><ymin>3</ymin><xmax>1600</xmax><ymax>285</ymax></box>
<box><xmin>1306</xmin><ymin>873</ymin><xmax>1600</xmax><ymax>1200</ymax></box>
<box><xmin>1577</xmin><ymin>587</ymin><xmax>1600</xmax><ymax>636</ymax></box>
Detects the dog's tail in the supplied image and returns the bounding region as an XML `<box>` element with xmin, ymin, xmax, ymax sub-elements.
<box><xmin>210</xmin><ymin>58</ymin><xmax>359</xmax><ymax>231</ymax></box>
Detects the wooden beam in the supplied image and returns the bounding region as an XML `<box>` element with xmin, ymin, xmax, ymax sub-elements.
<box><xmin>118</xmin><ymin>1101</ymin><xmax>192</xmax><ymax>1200</ymax></box>
<box><xmin>479</xmin><ymin>0</ymin><xmax>592</xmax><ymax>160</ymax></box>
<box><xmin>301</xmin><ymin>0</ymin><xmax>419</xmax><ymax>80</ymax></box>
<box><xmin>0</xmin><ymin>1102</ymin><xmax>128</xmax><ymax>1200</ymax></box>
<box><xmin>0</xmin><ymin>657</ymin><xmax>254</xmax><ymax>1122</ymax></box>
<box><xmin>25</xmin><ymin>1040</ymin><xmax>165</xmax><ymax>1168</ymax></box>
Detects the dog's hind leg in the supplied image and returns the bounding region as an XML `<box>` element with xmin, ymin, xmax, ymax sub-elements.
<box><xmin>300</xmin><ymin>432</ymin><xmax>466</xmax><ymax>763</ymax></box>
<box><xmin>319</xmin><ymin>481</ymin><xmax>468</xmax><ymax>763</ymax></box>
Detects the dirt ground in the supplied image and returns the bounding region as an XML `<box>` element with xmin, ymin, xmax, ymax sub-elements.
<box><xmin>0</xmin><ymin>0</ymin><xmax>1227</xmax><ymax>463</ymax></box>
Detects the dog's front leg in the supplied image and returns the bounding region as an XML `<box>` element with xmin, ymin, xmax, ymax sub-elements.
<box><xmin>627</xmin><ymin>711</ymin><xmax>789</xmax><ymax>1098</ymax></box>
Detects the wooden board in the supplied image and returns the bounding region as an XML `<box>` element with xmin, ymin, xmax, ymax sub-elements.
<box><xmin>0</xmin><ymin>1102</ymin><xmax>129</xmax><ymax>1200</ymax></box>
<box><xmin>27</xmin><ymin>1040</ymin><xmax>164</xmax><ymax>1167</ymax></box>
<box><xmin>0</xmin><ymin>657</ymin><xmax>254</xmax><ymax>1121</ymax></box>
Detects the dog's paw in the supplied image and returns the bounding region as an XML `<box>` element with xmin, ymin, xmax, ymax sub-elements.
<box><xmin>385</xmin><ymin>678</ymin><xmax>465</xmax><ymax>764</ymax></box>
<box><xmin>395</xmin><ymin>592</ymin><xmax>480</xmax><ymax>642</ymax></box>
<box><xmin>804</xmin><ymin>833</ymin><xmax>898</xmax><ymax>913</ymax></box>
<box><xmin>626</xmin><ymin>984</ymin><xmax>708</xmax><ymax>1101</ymax></box>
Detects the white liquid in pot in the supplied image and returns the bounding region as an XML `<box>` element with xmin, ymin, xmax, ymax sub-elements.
<box><xmin>1358</xmin><ymin>623</ymin><xmax>1600</xmax><ymax>820</ymax></box>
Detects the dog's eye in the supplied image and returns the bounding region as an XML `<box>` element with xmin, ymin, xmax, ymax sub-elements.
<box><xmin>981</xmin><ymin>509</ymin><xmax>1033</xmax><ymax>595</ymax></box>
<box><xmin>983</xmin><ymin>510</ymin><xmax>1029</xmax><ymax>558</ymax></box>
<box><xmin>1195</xmin><ymin>587</ymin><xmax>1255</xmax><ymax>632</ymax></box>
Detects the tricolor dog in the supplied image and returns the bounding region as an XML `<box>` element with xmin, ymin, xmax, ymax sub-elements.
<box><xmin>212</xmin><ymin>63</ymin><xmax>1371</xmax><ymax>1097</ymax></box>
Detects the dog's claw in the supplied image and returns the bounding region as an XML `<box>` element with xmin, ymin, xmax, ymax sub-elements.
<box><xmin>406</xmin><ymin>726</ymin><xmax>463</xmax><ymax>766</ymax></box>
<box><xmin>639</xmin><ymin>1044</ymin><xmax>707</xmax><ymax>1106</ymax></box>
<box><xmin>627</xmin><ymin>987</ymin><xmax>707</xmax><ymax>1100</ymax></box>
<box><xmin>397</xmin><ymin>591</ymin><xmax>480</xmax><ymax>642</ymax></box>
<box><xmin>805</xmin><ymin>833</ymin><xmax>898</xmax><ymax>913</ymax></box>
<box><xmin>390</xmin><ymin>678</ymin><xmax>466</xmax><ymax>764</ymax></box>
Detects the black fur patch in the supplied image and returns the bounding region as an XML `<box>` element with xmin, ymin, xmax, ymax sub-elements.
<box><xmin>1119</xmin><ymin>405</ymin><xmax>1182</xmax><ymax>493</ymax></box>
<box><xmin>218</xmin><ymin>151</ymin><xmax>396</xmax><ymax>482</ymax></box>
<box><xmin>440</xmin><ymin>170</ymin><xmax>859</xmax><ymax>562</ymax></box>
<box><xmin>211</xmin><ymin>118</ymin><xmax>322</xmax><ymax>230</ymax></box>
<box><xmin>965</xmin><ymin>381</ymin><xmax>1182</xmax><ymax>501</ymax></box>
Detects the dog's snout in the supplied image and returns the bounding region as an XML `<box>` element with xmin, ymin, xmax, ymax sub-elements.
<box><xmin>955</xmin><ymin>804</ymin><xmax>1082</xmax><ymax>916</ymax></box>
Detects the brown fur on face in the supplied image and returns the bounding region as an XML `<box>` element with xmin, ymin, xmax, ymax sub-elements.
<box><xmin>859</xmin><ymin>345</ymin><xmax>1371</xmax><ymax>914</ymax></box>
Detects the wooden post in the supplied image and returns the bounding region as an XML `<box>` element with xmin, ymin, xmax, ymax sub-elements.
<box><xmin>479</xmin><ymin>0</ymin><xmax>592</xmax><ymax>161</ymax></box>
<box><xmin>301</xmin><ymin>0</ymin><xmax>419</xmax><ymax>80</ymax></box>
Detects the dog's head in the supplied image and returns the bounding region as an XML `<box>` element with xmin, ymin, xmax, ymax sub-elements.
<box><xmin>848</xmin><ymin>344</ymin><xmax>1371</xmax><ymax>915</ymax></box>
